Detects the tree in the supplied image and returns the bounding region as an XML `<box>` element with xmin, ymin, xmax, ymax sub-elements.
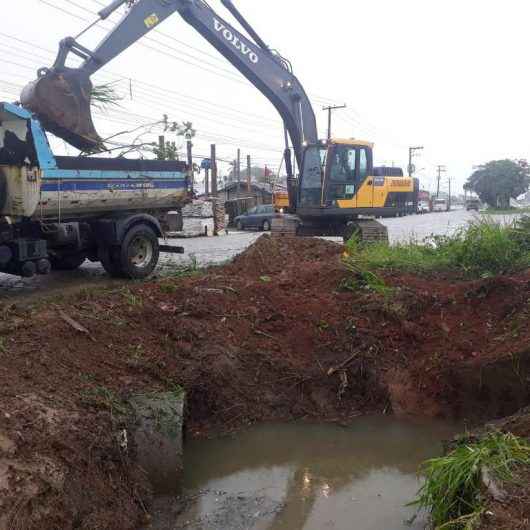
<box><xmin>465</xmin><ymin>159</ymin><xmax>530</xmax><ymax>208</ymax></box>
<box><xmin>152</xmin><ymin>117</ymin><xmax>196</xmax><ymax>160</ymax></box>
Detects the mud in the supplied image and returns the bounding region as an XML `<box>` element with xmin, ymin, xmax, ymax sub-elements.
<box><xmin>1</xmin><ymin>234</ymin><xmax>530</xmax><ymax>529</ymax></box>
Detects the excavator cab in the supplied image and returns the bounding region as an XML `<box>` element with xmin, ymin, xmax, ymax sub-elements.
<box><xmin>20</xmin><ymin>68</ymin><xmax>103</xmax><ymax>152</ymax></box>
<box><xmin>299</xmin><ymin>140</ymin><xmax>374</xmax><ymax>210</ymax></box>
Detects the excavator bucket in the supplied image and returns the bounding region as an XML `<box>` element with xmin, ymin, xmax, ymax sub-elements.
<box><xmin>20</xmin><ymin>68</ymin><xmax>104</xmax><ymax>152</ymax></box>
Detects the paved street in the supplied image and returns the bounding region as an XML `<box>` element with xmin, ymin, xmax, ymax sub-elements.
<box><xmin>0</xmin><ymin>209</ymin><xmax>521</xmax><ymax>301</ymax></box>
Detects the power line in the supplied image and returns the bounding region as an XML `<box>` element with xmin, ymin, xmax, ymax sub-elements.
<box><xmin>0</xmin><ymin>30</ymin><xmax>281</xmax><ymax>126</ymax></box>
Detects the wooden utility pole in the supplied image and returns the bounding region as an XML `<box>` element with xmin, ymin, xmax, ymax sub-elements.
<box><xmin>204</xmin><ymin>166</ymin><xmax>210</xmax><ymax>196</ymax></box>
<box><xmin>436</xmin><ymin>165</ymin><xmax>446</xmax><ymax>198</ymax></box>
<box><xmin>408</xmin><ymin>146</ymin><xmax>424</xmax><ymax>176</ymax></box>
<box><xmin>447</xmin><ymin>177</ymin><xmax>452</xmax><ymax>211</ymax></box>
<box><xmin>246</xmin><ymin>154</ymin><xmax>251</xmax><ymax>193</ymax></box>
<box><xmin>236</xmin><ymin>148</ymin><xmax>241</xmax><ymax>193</ymax></box>
<box><xmin>323</xmin><ymin>104</ymin><xmax>347</xmax><ymax>140</ymax></box>
<box><xmin>186</xmin><ymin>140</ymin><xmax>193</xmax><ymax>193</ymax></box>
<box><xmin>210</xmin><ymin>144</ymin><xmax>218</xmax><ymax>197</ymax></box>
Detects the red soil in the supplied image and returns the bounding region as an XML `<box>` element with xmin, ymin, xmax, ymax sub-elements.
<box><xmin>1</xmin><ymin>234</ymin><xmax>529</xmax><ymax>530</ymax></box>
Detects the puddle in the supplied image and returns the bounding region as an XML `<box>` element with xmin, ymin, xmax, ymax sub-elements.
<box><xmin>147</xmin><ymin>416</ymin><xmax>459</xmax><ymax>530</ymax></box>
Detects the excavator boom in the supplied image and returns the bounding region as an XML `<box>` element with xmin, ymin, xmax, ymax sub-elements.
<box><xmin>21</xmin><ymin>0</ymin><xmax>318</xmax><ymax>164</ymax></box>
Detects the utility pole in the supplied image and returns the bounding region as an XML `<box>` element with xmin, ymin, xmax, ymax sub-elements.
<box><xmin>436</xmin><ymin>165</ymin><xmax>446</xmax><ymax>198</ymax></box>
<box><xmin>246</xmin><ymin>154</ymin><xmax>252</xmax><ymax>193</ymax></box>
<box><xmin>186</xmin><ymin>140</ymin><xmax>193</xmax><ymax>194</ymax></box>
<box><xmin>236</xmin><ymin>148</ymin><xmax>241</xmax><ymax>194</ymax></box>
<box><xmin>323</xmin><ymin>104</ymin><xmax>347</xmax><ymax>141</ymax></box>
<box><xmin>204</xmin><ymin>165</ymin><xmax>210</xmax><ymax>196</ymax></box>
<box><xmin>408</xmin><ymin>146</ymin><xmax>424</xmax><ymax>176</ymax></box>
<box><xmin>210</xmin><ymin>144</ymin><xmax>218</xmax><ymax>197</ymax></box>
<box><xmin>447</xmin><ymin>177</ymin><xmax>452</xmax><ymax>211</ymax></box>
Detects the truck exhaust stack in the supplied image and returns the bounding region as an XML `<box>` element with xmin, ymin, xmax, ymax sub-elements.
<box><xmin>20</xmin><ymin>68</ymin><xmax>104</xmax><ymax>152</ymax></box>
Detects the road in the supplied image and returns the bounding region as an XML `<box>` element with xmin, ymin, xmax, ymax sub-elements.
<box><xmin>0</xmin><ymin>209</ymin><xmax>520</xmax><ymax>301</ymax></box>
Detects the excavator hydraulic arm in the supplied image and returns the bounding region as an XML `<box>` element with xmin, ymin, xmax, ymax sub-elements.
<box><xmin>20</xmin><ymin>0</ymin><xmax>318</xmax><ymax>169</ymax></box>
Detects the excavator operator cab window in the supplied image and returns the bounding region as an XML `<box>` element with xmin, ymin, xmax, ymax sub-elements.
<box><xmin>328</xmin><ymin>145</ymin><xmax>357</xmax><ymax>202</ymax></box>
<box><xmin>299</xmin><ymin>145</ymin><xmax>326</xmax><ymax>207</ymax></box>
<box><xmin>325</xmin><ymin>145</ymin><xmax>373</xmax><ymax>204</ymax></box>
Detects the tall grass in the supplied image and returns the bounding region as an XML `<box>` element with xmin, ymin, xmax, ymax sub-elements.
<box><xmin>411</xmin><ymin>432</ymin><xmax>530</xmax><ymax>529</ymax></box>
<box><xmin>345</xmin><ymin>217</ymin><xmax>530</xmax><ymax>278</ymax></box>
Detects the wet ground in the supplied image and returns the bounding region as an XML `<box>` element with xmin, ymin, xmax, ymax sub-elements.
<box><xmin>0</xmin><ymin>209</ymin><xmax>520</xmax><ymax>301</ymax></box>
<box><xmin>147</xmin><ymin>417</ymin><xmax>459</xmax><ymax>530</ymax></box>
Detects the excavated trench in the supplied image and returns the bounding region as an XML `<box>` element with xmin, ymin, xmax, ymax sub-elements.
<box><xmin>1</xmin><ymin>235</ymin><xmax>530</xmax><ymax>530</ymax></box>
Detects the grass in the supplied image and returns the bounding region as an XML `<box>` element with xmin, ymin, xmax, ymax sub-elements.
<box><xmin>410</xmin><ymin>432</ymin><xmax>530</xmax><ymax>529</ymax></box>
<box><xmin>344</xmin><ymin>217</ymin><xmax>530</xmax><ymax>278</ymax></box>
<box><xmin>486</xmin><ymin>207</ymin><xmax>530</xmax><ymax>215</ymax></box>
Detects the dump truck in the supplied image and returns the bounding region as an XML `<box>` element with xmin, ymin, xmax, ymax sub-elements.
<box><xmin>0</xmin><ymin>102</ymin><xmax>189</xmax><ymax>278</ymax></box>
<box><xmin>19</xmin><ymin>0</ymin><xmax>418</xmax><ymax>244</ymax></box>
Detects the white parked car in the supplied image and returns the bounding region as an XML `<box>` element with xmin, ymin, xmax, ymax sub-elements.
<box><xmin>433</xmin><ymin>199</ymin><xmax>448</xmax><ymax>212</ymax></box>
<box><xmin>417</xmin><ymin>200</ymin><xmax>430</xmax><ymax>214</ymax></box>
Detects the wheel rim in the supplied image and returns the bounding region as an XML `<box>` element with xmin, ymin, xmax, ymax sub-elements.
<box><xmin>128</xmin><ymin>235</ymin><xmax>154</xmax><ymax>269</ymax></box>
<box><xmin>264</xmin><ymin>221</ymin><xmax>270</xmax><ymax>230</ymax></box>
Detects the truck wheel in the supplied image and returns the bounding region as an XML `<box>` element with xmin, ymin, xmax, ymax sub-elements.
<box><xmin>50</xmin><ymin>253</ymin><xmax>86</xmax><ymax>270</ymax></box>
<box><xmin>262</xmin><ymin>220</ymin><xmax>271</xmax><ymax>231</ymax></box>
<box><xmin>117</xmin><ymin>224</ymin><xmax>159</xmax><ymax>279</ymax></box>
<box><xmin>236</xmin><ymin>220</ymin><xmax>244</xmax><ymax>231</ymax></box>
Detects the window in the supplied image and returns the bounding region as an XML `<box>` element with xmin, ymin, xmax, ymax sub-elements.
<box><xmin>330</xmin><ymin>146</ymin><xmax>356</xmax><ymax>182</ymax></box>
<box><xmin>300</xmin><ymin>145</ymin><xmax>326</xmax><ymax>207</ymax></box>
<box><xmin>359</xmin><ymin>148</ymin><xmax>368</xmax><ymax>180</ymax></box>
<box><xmin>328</xmin><ymin>146</ymin><xmax>357</xmax><ymax>201</ymax></box>
<box><xmin>248</xmin><ymin>207</ymin><xmax>257</xmax><ymax>215</ymax></box>
<box><xmin>301</xmin><ymin>146</ymin><xmax>324</xmax><ymax>188</ymax></box>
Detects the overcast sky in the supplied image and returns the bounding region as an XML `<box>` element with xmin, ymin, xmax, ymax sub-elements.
<box><xmin>1</xmin><ymin>0</ymin><xmax>529</xmax><ymax>194</ymax></box>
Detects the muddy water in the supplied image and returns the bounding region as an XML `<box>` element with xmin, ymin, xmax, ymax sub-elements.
<box><xmin>147</xmin><ymin>416</ymin><xmax>459</xmax><ymax>530</ymax></box>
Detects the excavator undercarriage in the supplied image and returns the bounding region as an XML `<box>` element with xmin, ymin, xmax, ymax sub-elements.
<box><xmin>272</xmin><ymin>217</ymin><xmax>389</xmax><ymax>243</ymax></box>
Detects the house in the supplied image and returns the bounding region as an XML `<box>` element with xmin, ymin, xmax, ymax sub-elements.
<box><xmin>218</xmin><ymin>182</ymin><xmax>274</xmax><ymax>224</ymax></box>
<box><xmin>218</xmin><ymin>182</ymin><xmax>273</xmax><ymax>204</ymax></box>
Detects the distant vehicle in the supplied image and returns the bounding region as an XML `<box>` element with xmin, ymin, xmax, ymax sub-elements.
<box><xmin>433</xmin><ymin>199</ymin><xmax>448</xmax><ymax>212</ymax></box>
<box><xmin>466</xmin><ymin>198</ymin><xmax>481</xmax><ymax>211</ymax></box>
<box><xmin>235</xmin><ymin>205</ymin><xmax>282</xmax><ymax>231</ymax></box>
<box><xmin>417</xmin><ymin>200</ymin><xmax>430</xmax><ymax>214</ymax></box>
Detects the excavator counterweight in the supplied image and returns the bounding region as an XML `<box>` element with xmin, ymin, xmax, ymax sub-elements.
<box><xmin>20</xmin><ymin>68</ymin><xmax>103</xmax><ymax>152</ymax></box>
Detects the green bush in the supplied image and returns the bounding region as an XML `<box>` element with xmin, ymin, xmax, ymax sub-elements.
<box><xmin>344</xmin><ymin>217</ymin><xmax>530</xmax><ymax>278</ymax></box>
<box><xmin>410</xmin><ymin>432</ymin><xmax>530</xmax><ymax>529</ymax></box>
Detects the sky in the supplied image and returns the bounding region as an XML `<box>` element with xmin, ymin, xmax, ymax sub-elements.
<box><xmin>1</xmin><ymin>0</ymin><xmax>529</xmax><ymax>194</ymax></box>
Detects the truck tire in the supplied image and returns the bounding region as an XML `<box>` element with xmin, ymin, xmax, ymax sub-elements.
<box><xmin>104</xmin><ymin>224</ymin><xmax>160</xmax><ymax>279</ymax></box>
<box><xmin>262</xmin><ymin>220</ymin><xmax>271</xmax><ymax>231</ymax></box>
<box><xmin>50</xmin><ymin>253</ymin><xmax>86</xmax><ymax>271</ymax></box>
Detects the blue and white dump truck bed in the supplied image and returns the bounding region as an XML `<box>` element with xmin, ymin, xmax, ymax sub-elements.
<box><xmin>0</xmin><ymin>102</ymin><xmax>190</xmax><ymax>278</ymax></box>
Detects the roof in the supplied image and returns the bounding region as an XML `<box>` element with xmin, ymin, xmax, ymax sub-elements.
<box><xmin>219</xmin><ymin>182</ymin><xmax>273</xmax><ymax>194</ymax></box>
<box><xmin>331</xmin><ymin>138</ymin><xmax>374</xmax><ymax>148</ymax></box>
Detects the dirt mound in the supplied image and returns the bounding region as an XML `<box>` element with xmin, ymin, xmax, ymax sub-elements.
<box><xmin>1</xmin><ymin>234</ymin><xmax>530</xmax><ymax>529</ymax></box>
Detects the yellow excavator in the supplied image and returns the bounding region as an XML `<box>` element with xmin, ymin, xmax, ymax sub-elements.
<box><xmin>20</xmin><ymin>0</ymin><xmax>418</xmax><ymax>241</ymax></box>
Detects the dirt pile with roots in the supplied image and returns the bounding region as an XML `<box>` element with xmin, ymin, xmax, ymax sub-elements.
<box><xmin>1</xmin><ymin>234</ymin><xmax>529</xmax><ymax>529</ymax></box>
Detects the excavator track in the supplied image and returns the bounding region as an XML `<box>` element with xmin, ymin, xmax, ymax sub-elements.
<box><xmin>349</xmin><ymin>219</ymin><xmax>389</xmax><ymax>244</ymax></box>
<box><xmin>272</xmin><ymin>217</ymin><xmax>389</xmax><ymax>244</ymax></box>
